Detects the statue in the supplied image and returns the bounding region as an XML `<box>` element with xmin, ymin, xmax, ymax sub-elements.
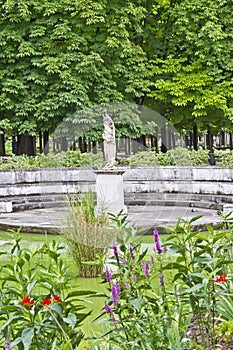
<box><xmin>102</xmin><ymin>110</ymin><xmax>116</xmax><ymax>167</ymax></box>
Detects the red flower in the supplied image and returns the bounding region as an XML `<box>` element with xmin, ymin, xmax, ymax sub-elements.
<box><xmin>21</xmin><ymin>296</ymin><xmax>34</xmax><ymax>307</ymax></box>
<box><xmin>42</xmin><ymin>298</ymin><xmax>51</xmax><ymax>306</ymax></box>
<box><xmin>53</xmin><ymin>295</ymin><xmax>62</xmax><ymax>303</ymax></box>
<box><xmin>215</xmin><ymin>274</ymin><xmax>227</xmax><ymax>283</ymax></box>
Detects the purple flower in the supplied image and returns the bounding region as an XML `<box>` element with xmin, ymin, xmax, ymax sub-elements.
<box><xmin>128</xmin><ymin>245</ymin><xmax>135</xmax><ymax>259</ymax></box>
<box><xmin>125</xmin><ymin>281</ymin><xmax>130</xmax><ymax>289</ymax></box>
<box><xmin>153</xmin><ymin>230</ymin><xmax>159</xmax><ymax>242</ymax></box>
<box><xmin>142</xmin><ymin>262</ymin><xmax>150</xmax><ymax>277</ymax></box>
<box><xmin>132</xmin><ymin>274</ymin><xmax>137</xmax><ymax>282</ymax></box>
<box><xmin>122</xmin><ymin>257</ymin><xmax>127</xmax><ymax>264</ymax></box>
<box><xmin>159</xmin><ymin>274</ymin><xmax>164</xmax><ymax>286</ymax></box>
<box><xmin>4</xmin><ymin>340</ymin><xmax>12</xmax><ymax>350</ymax></box>
<box><xmin>104</xmin><ymin>303</ymin><xmax>113</xmax><ymax>313</ymax></box>
<box><xmin>111</xmin><ymin>283</ymin><xmax>121</xmax><ymax>306</ymax></box>
<box><xmin>156</xmin><ymin>241</ymin><xmax>163</xmax><ymax>254</ymax></box>
<box><xmin>105</xmin><ymin>268</ymin><xmax>113</xmax><ymax>282</ymax></box>
<box><xmin>112</xmin><ymin>242</ymin><xmax>120</xmax><ymax>265</ymax></box>
<box><xmin>150</xmin><ymin>257</ymin><xmax>155</xmax><ymax>264</ymax></box>
<box><xmin>153</xmin><ymin>230</ymin><xmax>166</xmax><ymax>254</ymax></box>
<box><xmin>113</xmin><ymin>241</ymin><xmax>118</xmax><ymax>256</ymax></box>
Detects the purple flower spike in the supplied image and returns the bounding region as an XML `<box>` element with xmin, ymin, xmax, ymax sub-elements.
<box><xmin>156</xmin><ymin>241</ymin><xmax>163</xmax><ymax>254</ymax></box>
<box><xmin>153</xmin><ymin>230</ymin><xmax>159</xmax><ymax>243</ymax></box>
<box><xmin>112</xmin><ymin>241</ymin><xmax>120</xmax><ymax>265</ymax></box>
<box><xmin>129</xmin><ymin>245</ymin><xmax>135</xmax><ymax>259</ymax></box>
<box><xmin>111</xmin><ymin>283</ymin><xmax>121</xmax><ymax>306</ymax></box>
<box><xmin>122</xmin><ymin>257</ymin><xmax>127</xmax><ymax>264</ymax></box>
<box><xmin>105</xmin><ymin>268</ymin><xmax>113</xmax><ymax>282</ymax></box>
<box><xmin>142</xmin><ymin>262</ymin><xmax>150</xmax><ymax>277</ymax></box>
<box><xmin>4</xmin><ymin>340</ymin><xmax>12</xmax><ymax>350</ymax></box>
<box><xmin>125</xmin><ymin>281</ymin><xmax>130</xmax><ymax>289</ymax></box>
<box><xmin>104</xmin><ymin>303</ymin><xmax>113</xmax><ymax>313</ymax></box>
<box><xmin>153</xmin><ymin>230</ymin><xmax>164</xmax><ymax>254</ymax></box>
<box><xmin>159</xmin><ymin>274</ymin><xmax>165</xmax><ymax>286</ymax></box>
<box><xmin>113</xmin><ymin>241</ymin><xmax>118</xmax><ymax>256</ymax></box>
<box><xmin>132</xmin><ymin>274</ymin><xmax>137</xmax><ymax>282</ymax></box>
<box><xmin>150</xmin><ymin>257</ymin><xmax>155</xmax><ymax>264</ymax></box>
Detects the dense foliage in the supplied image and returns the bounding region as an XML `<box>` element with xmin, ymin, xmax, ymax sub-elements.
<box><xmin>2</xmin><ymin>214</ymin><xmax>233</xmax><ymax>348</ymax></box>
<box><xmin>0</xmin><ymin>230</ymin><xmax>96</xmax><ymax>349</ymax></box>
<box><xmin>1</xmin><ymin>148</ymin><xmax>233</xmax><ymax>169</ymax></box>
<box><xmin>0</xmin><ymin>0</ymin><xmax>232</xmax><ymax>154</ymax></box>
<box><xmin>94</xmin><ymin>214</ymin><xmax>233</xmax><ymax>349</ymax></box>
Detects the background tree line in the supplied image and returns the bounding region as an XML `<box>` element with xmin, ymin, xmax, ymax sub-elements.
<box><xmin>0</xmin><ymin>0</ymin><xmax>232</xmax><ymax>155</ymax></box>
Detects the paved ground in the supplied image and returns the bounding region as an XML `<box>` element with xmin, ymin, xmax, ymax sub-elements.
<box><xmin>0</xmin><ymin>204</ymin><xmax>223</xmax><ymax>234</ymax></box>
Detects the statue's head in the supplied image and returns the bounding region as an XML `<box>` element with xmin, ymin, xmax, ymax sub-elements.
<box><xmin>103</xmin><ymin>109</ymin><xmax>112</xmax><ymax>124</ymax></box>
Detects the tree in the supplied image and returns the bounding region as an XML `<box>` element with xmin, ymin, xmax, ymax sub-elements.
<box><xmin>0</xmin><ymin>0</ymin><xmax>152</xmax><ymax>155</ymax></box>
<box><xmin>148</xmin><ymin>0</ymin><xmax>233</xmax><ymax>144</ymax></box>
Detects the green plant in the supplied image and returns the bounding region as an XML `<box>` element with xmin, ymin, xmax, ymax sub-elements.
<box><xmin>0</xmin><ymin>152</ymin><xmax>104</xmax><ymax>170</ymax></box>
<box><xmin>94</xmin><ymin>228</ymin><xmax>190</xmax><ymax>350</ymax></box>
<box><xmin>62</xmin><ymin>191</ymin><xmax>112</xmax><ymax>278</ymax></box>
<box><xmin>163</xmin><ymin>217</ymin><xmax>233</xmax><ymax>349</ymax></box>
<box><xmin>127</xmin><ymin>151</ymin><xmax>159</xmax><ymax>166</ymax></box>
<box><xmin>0</xmin><ymin>229</ymin><xmax>95</xmax><ymax>349</ymax></box>
<box><xmin>90</xmin><ymin>215</ymin><xmax>233</xmax><ymax>349</ymax></box>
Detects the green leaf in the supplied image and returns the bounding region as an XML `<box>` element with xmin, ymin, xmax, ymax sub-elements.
<box><xmin>26</xmin><ymin>281</ymin><xmax>37</xmax><ymax>295</ymax></box>
<box><xmin>130</xmin><ymin>295</ymin><xmax>143</xmax><ymax>310</ymax></box>
<box><xmin>22</xmin><ymin>327</ymin><xmax>34</xmax><ymax>350</ymax></box>
<box><xmin>193</xmin><ymin>257</ymin><xmax>218</xmax><ymax>263</ymax></box>
<box><xmin>63</xmin><ymin>314</ymin><xmax>76</xmax><ymax>329</ymax></box>
<box><xmin>187</xmin><ymin>283</ymin><xmax>203</xmax><ymax>293</ymax></box>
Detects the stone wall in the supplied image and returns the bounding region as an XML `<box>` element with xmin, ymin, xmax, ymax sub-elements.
<box><xmin>0</xmin><ymin>166</ymin><xmax>232</xmax><ymax>212</ymax></box>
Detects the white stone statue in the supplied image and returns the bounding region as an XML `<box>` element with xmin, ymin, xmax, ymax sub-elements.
<box><xmin>102</xmin><ymin>110</ymin><xmax>116</xmax><ymax>167</ymax></box>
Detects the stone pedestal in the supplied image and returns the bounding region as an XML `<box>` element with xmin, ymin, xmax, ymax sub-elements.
<box><xmin>94</xmin><ymin>169</ymin><xmax>127</xmax><ymax>215</ymax></box>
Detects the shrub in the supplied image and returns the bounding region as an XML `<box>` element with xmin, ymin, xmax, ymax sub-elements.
<box><xmin>1</xmin><ymin>148</ymin><xmax>233</xmax><ymax>169</ymax></box>
<box><xmin>127</xmin><ymin>148</ymin><xmax>211</xmax><ymax>167</ymax></box>
<box><xmin>0</xmin><ymin>229</ymin><xmax>95</xmax><ymax>349</ymax></box>
<box><xmin>127</xmin><ymin>151</ymin><xmax>159</xmax><ymax>166</ymax></box>
<box><xmin>0</xmin><ymin>151</ymin><xmax>104</xmax><ymax>170</ymax></box>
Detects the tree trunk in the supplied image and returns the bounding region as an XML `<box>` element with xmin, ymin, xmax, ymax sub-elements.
<box><xmin>72</xmin><ymin>138</ymin><xmax>77</xmax><ymax>151</ymax></box>
<box><xmin>229</xmin><ymin>133</ymin><xmax>233</xmax><ymax>150</ymax></box>
<box><xmin>43</xmin><ymin>130</ymin><xmax>49</xmax><ymax>154</ymax></box>
<box><xmin>167</xmin><ymin>127</ymin><xmax>172</xmax><ymax>150</ymax></box>
<box><xmin>125</xmin><ymin>138</ymin><xmax>131</xmax><ymax>155</ymax></box>
<box><xmin>206</xmin><ymin>128</ymin><xmax>213</xmax><ymax>150</ymax></box>
<box><xmin>79</xmin><ymin>137</ymin><xmax>85</xmax><ymax>153</ymax></box>
<box><xmin>221</xmin><ymin>131</ymin><xmax>225</xmax><ymax>147</ymax></box>
<box><xmin>17</xmin><ymin>134</ymin><xmax>36</xmax><ymax>156</ymax></box>
<box><xmin>12</xmin><ymin>131</ymin><xmax>17</xmax><ymax>155</ymax></box>
<box><xmin>92</xmin><ymin>141</ymin><xmax>97</xmax><ymax>154</ymax></box>
<box><xmin>154</xmin><ymin>126</ymin><xmax>159</xmax><ymax>153</ymax></box>
<box><xmin>0</xmin><ymin>133</ymin><xmax>5</xmax><ymax>156</ymax></box>
<box><xmin>193</xmin><ymin>124</ymin><xmax>198</xmax><ymax>151</ymax></box>
<box><xmin>60</xmin><ymin>136</ymin><xmax>68</xmax><ymax>152</ymax></box>
<box><xmin>161</xmin><ymin>127</ymin><xmax>167</xmax><ymax>153</ymax></box>
<box><xmin>171</xmin><ymin>132</ymin><xmax>175</xmax><ymax>149</ymax></box>
<box><xmin>139</xmin><ymin>135</ymin><xmax>146</xmax><ymax>148</ymax></box>
<box><xmin>39</xmin><ymin>131</ymin><xmax>43</xmax><ymax>153</ymax></box>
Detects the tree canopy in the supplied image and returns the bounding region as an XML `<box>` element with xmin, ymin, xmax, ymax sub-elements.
<box><xmin>149</xmin><ymin>0</ymin><xmax>233</xmax><ymax>133</ymax></box>
<box><xmin>0</xmin><ymin>0</ymin><xmax>232</xmax><ymax>154</ymax></box>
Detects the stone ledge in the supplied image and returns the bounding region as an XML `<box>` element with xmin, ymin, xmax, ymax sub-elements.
<box><xmin>0</xmin><ymin>202</ymin><xmax>13</xmax><ymax>213</ymax></box>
